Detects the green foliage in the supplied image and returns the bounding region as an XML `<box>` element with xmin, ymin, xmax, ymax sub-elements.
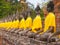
<box><xmin>31</xmin><ymin>9</ymin><xmax>36</xmax><ymax>19</ymax></box>
<box><xmin>0</xmin><ymin>0</ymin><xmax>11</xmax><ymax>18</ymax></box>
<box><xmin>40</xmin><ymin>9</ymin><xmax>44</xmax><ymax>20</ymax></box>
<box><xmin>0</xmin><ymin>0</ymin><xmax>44</xmax><ymax>20</ymax></box>
<box><xmin>0</xmin><ymin>0</ymin><xmax>20</xmax><ymax>19</ymax></box>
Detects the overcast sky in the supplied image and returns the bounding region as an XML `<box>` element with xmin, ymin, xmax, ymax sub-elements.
<box><xmin>26</xmin><ymin>0</ymin><xmax>49</xmax><ymax>8</ymax></box>
<box><xmin>17</xmin><ymin>0</ymin><xmax>50</xmax><ymax>8</ymax></box>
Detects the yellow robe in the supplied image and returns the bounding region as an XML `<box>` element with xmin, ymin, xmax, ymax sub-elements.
<box><xmin>43</xmin><ymin>12</ymin><xmax>56</xmax><ymax>33</ymax></box>
<box><xmin>2</xmin><ymin>22</ymin><xmax>8</xmax><ymax>28</ymax></box>
<box><xmin>6</xmin><ymin>21</ymin><xmax>12</xmax><ymax>29</ymax></box>
<box><xmin>11</xmin><ymin>20</ymin><xmax>19</xmax><ymax>28</ymax></box>
<box><xmin>19</xmin><ymin>18</ymin><xmax>26</xmax><ymax>29</ymax></box>
<box><xmin>25</xmin><ymin>16</ymin><xmax>32</xmax><ymax>28</ymax></box>
<box><xmin>0</xmin><ymin>22</ymin><xmax>2</xmax><ymax>28</ymax></box>
<box><xmin>0</xmin><ymin>23</ymin><xmax>5</xmax><ymax>28</ymax></box>
<box><xmin>0</xmin><ymin>22</ymin><xmax>9</xmax><ymax>29</ymax></box>
<box><xmin>32</xmin><ymin>15</ymin><xmax>42</xmax><ymax>33</ymax></box>
<box><xmin>4</xmin><ymin>22</ymin><xmax>9</xmax><ymax>29</ymax></box>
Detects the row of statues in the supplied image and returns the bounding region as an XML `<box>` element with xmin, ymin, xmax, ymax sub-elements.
<box><xmin>0</xmin><ymin>1</ymin><xmax>60</xmax><ymax>45</ymax></box>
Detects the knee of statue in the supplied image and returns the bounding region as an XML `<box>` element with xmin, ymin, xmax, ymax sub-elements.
<box><xmin>39</xmin><ymin>33</ymin><xmax>50</xmax><ymax>41</ymax></box>
<box><xmin>28</xmin><ymin>32</ymin><xmax>35</xmax><ymax>38</ymax></box>
<box><xmin>34</xmin><ymin>34</ymin><xmax>41</xmax><ymax>40</ymax></box>
<box><xmin>39</xmin><ymin>35</ymin><xmax>47</xmax><ymax>41</ymax></box>
<box><xmin>49</xmin><ymin>37</ymin><xmax>56</xmax><ymax>42</ymax></box>
<box><xmin>26</xmin><ymin>31</ymin><xmax>31</xmax><ymax>35</ymax></box>
<box><xmin>34</xmin><ymin>34</ymin><xmax>40</xmax><ymax>38</ymax></box>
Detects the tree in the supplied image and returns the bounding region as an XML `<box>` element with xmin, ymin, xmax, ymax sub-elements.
<box><xmin>0</xmin><ymin>0</ymin><xmax>11</xmax><ymax>18</ymax></box>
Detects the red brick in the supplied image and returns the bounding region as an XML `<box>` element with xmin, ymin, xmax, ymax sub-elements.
<box><xmin>0</xmin><ymin>36</ymin><xmax>3</xmax><ymax>45</ymax></box>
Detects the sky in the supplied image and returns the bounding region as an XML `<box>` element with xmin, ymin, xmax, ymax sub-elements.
<box><xmin>26</xmin><ymin>0</ymin><xmax>49</xmax><ymax>8</ymax></box>
<box><xmin>17</xmin><ymin>0</ymin><xmax>50</xmax><ymax>8</ymax></box>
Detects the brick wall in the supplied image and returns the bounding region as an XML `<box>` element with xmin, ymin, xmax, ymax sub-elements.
<box><xmin>55</xmin><ymin>12</ymin><xmax>60</xmax><ymax>30</ymax></box>
<box><xmin>53</xmin><ymin>0</ymin><xmax>60</xmax><ymax>30</ymax></box>
<box><xmin>0</xmin><ymin>36</ymin><xmax>2</xmax><ymax>45</ymax></box>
